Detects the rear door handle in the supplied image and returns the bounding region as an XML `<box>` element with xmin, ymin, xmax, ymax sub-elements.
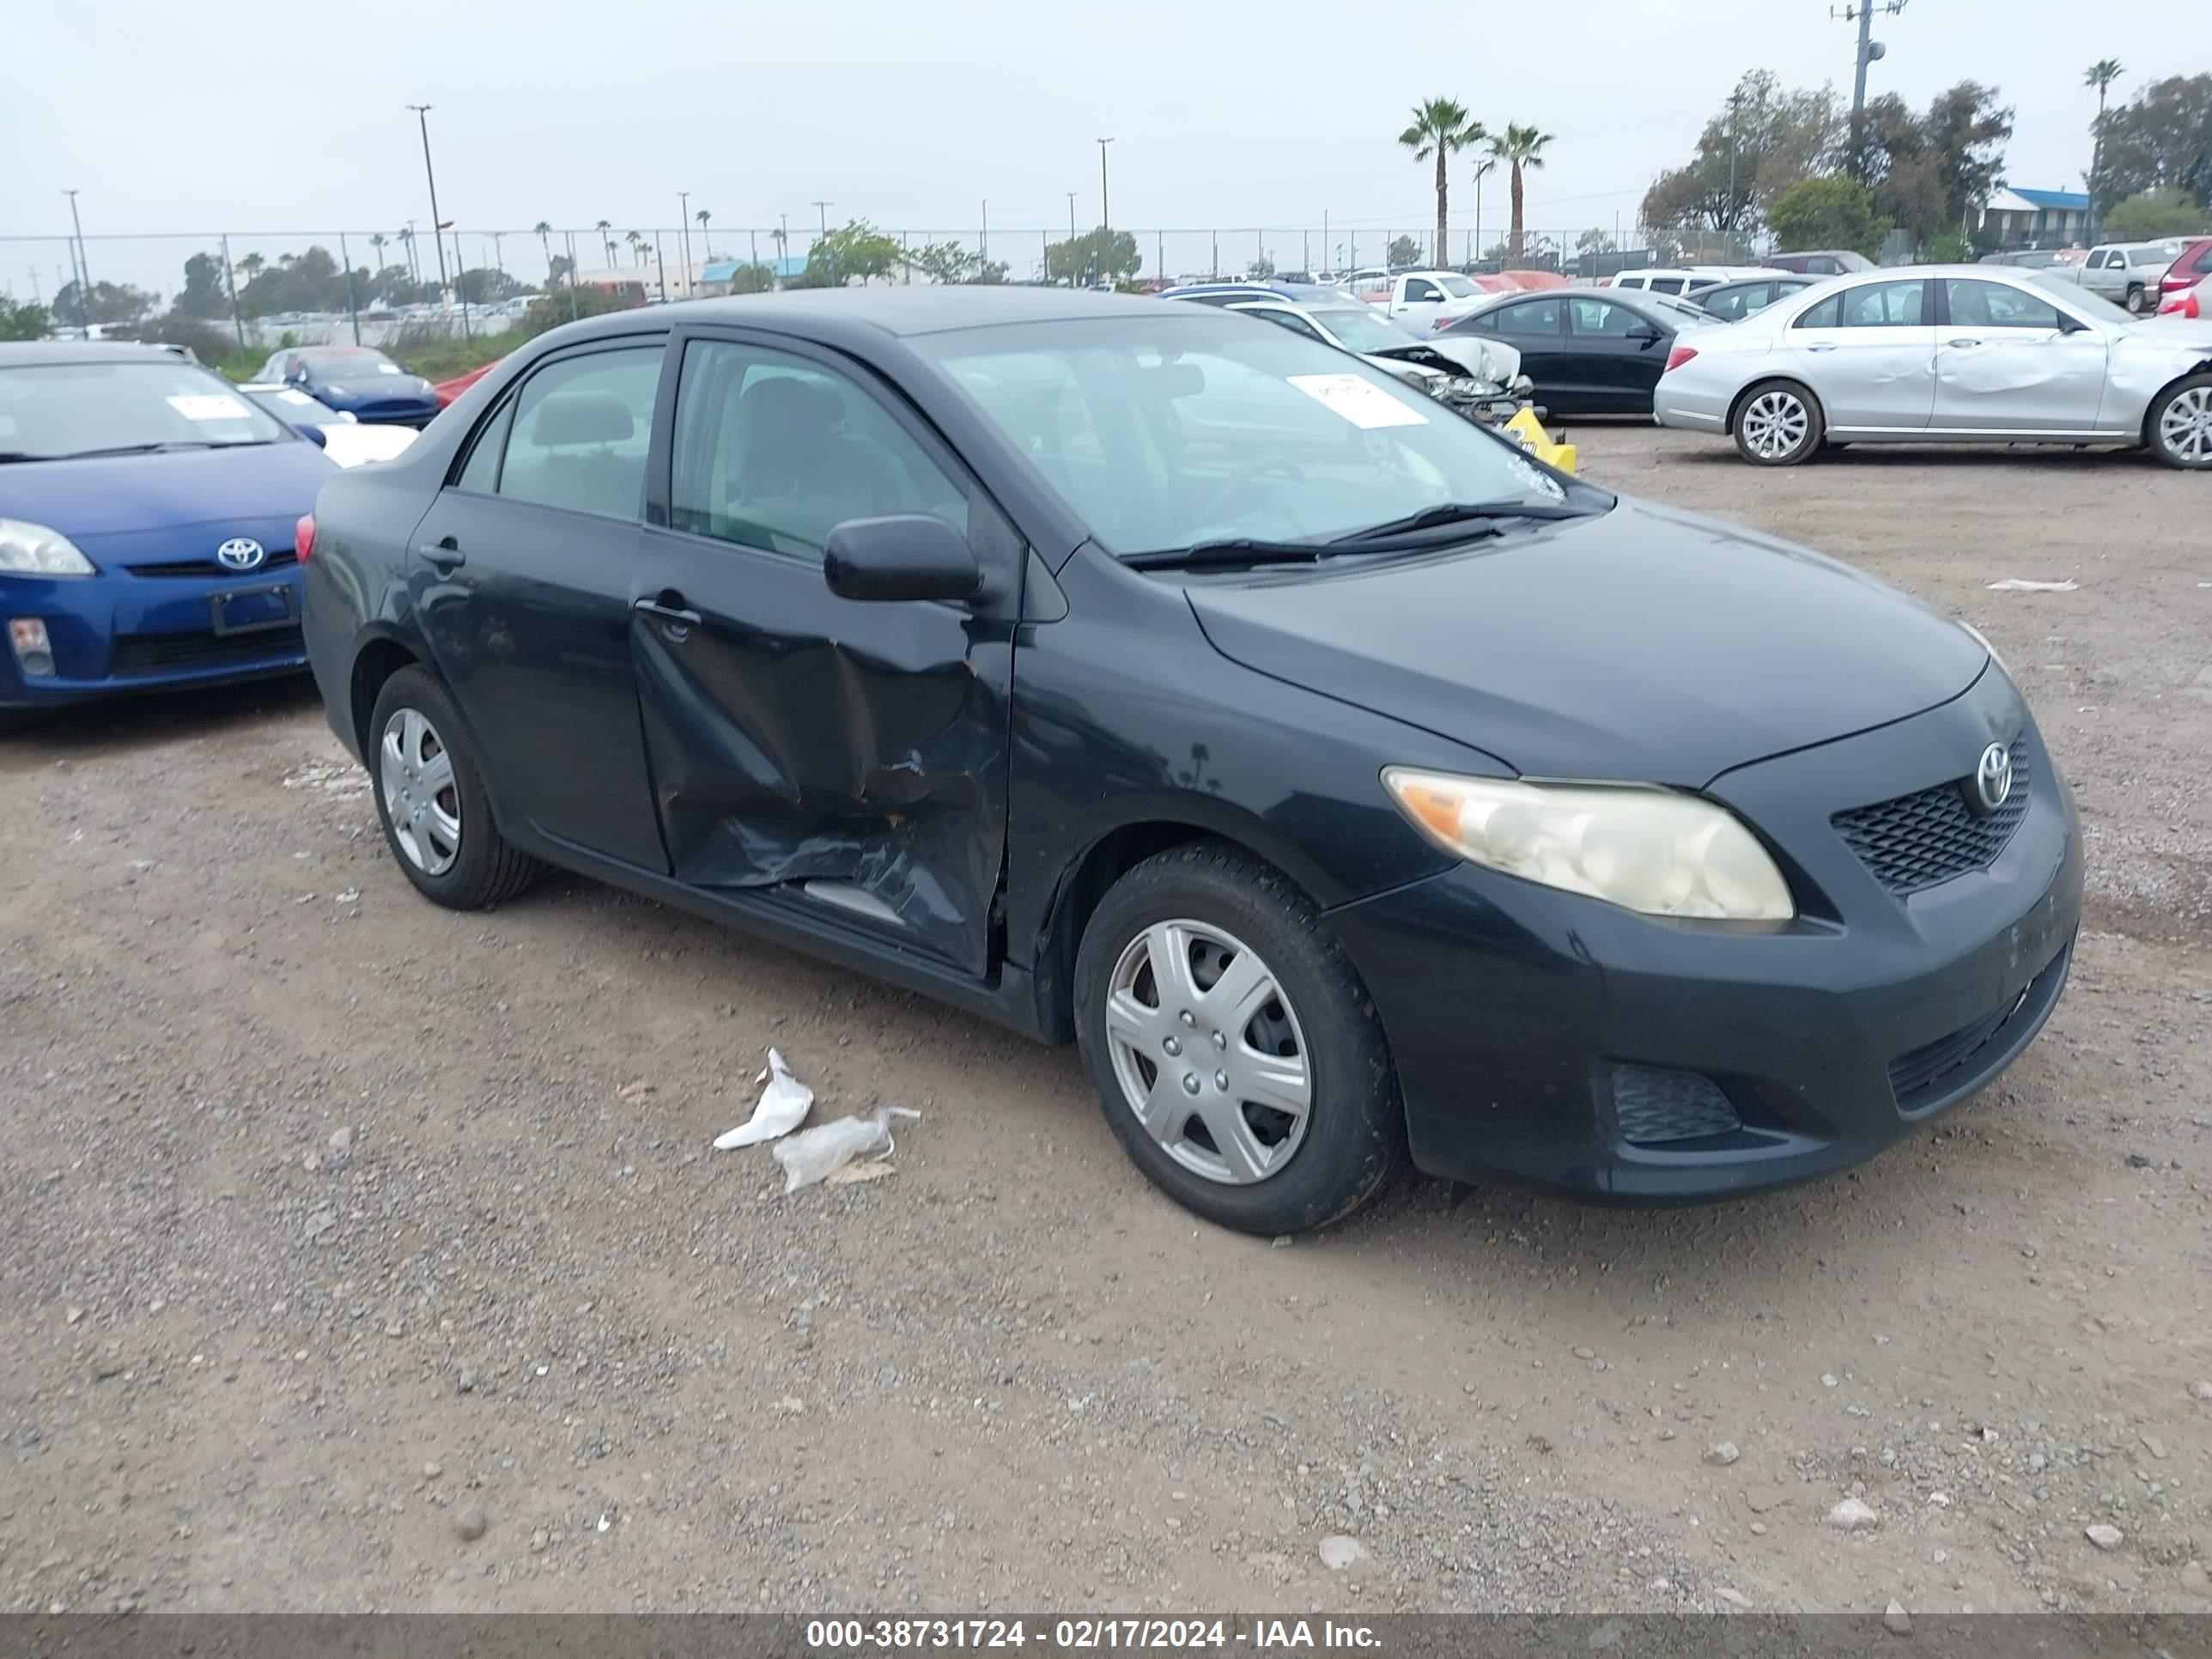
<box><xmin>417</xmin><ymin>535</ymin><xmax>465</xmax><ymax>570</ymax></box>
<box><xmin>1804</xmin><ymin>343</ymin><xmax>1837</xmax><ymax>352</ymax></box>
<box><xmin>1947</xmin><ymin>337</ymin><xmax>1984</xmax><ymax>348</ymax></box>
<box><xmin>635</xmin><ymin>594</ymin><xmax>702</xmax><ymax>634</ymax></box>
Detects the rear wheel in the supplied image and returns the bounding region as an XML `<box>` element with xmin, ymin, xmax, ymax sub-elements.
<box><xmin>1073</xmin><ymin>843</ymin><xmax>1405</xmax><ymax>1235</ymax></box>
<box><xmin>2125</xmin><ymin>283</ymin><xmax>2150</xmax><ymax>315</ymax></box>
<box><xmin>1733</xmin><ymin>380</ymin><xmax>1824</xmax><ymax>466</ymax></box>
<box><xmin>368</xmin><ymin>666</ymin><xmax>541</xmax><ymax>909</ymax></box>
<box><xmin>2147</xmin><ymin>374</ymin><xmax>2212</xmax><ymax>470</ymax></box>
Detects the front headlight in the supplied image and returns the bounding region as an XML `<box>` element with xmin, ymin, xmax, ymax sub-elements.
<box><xmin>0</xmin><ymin>519</ymin><xmax>95</xmax><ymax>577</ymax></box>
<box><xmin>1383</xmin><ymin>768</ymin><xmax>1795</xmax><ymax>921</ymax></box>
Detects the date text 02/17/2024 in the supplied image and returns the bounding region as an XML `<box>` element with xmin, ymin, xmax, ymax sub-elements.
<box><xmin>803</xmin><ymin>1619</ymin><xmax>1382</xmax><ymax>1650</ymax></box>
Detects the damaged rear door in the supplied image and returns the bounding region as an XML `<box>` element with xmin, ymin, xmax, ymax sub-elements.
<box><xmin>629</xmin><ymin>327</ymin><xmax>1019</xmax><ymax>978</ymax></box>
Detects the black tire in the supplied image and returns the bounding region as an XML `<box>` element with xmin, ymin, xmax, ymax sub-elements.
<box><xmin>367</xmin><ymin>665</ymin><xmax>541</xmax><ymax>910</ymax></box>
<box><xmin>2125</xmin><ymin>283</ymin><xmax>2148</xmax><ymax>316</ymax></box>
<box><xmin>1732</xmin><ymin>379</ymin><xmax>1825</xmax><ymax>466</ymax></box>
<box><xmin>1072</xmin><ymin>842</ymin><xmax>1406</xmax><ymax>1235</ymax></box>
<box><xmin>2144</xmin><ymin>372</ymin><xmax>2212</xmax><ymax>471</ymax></box>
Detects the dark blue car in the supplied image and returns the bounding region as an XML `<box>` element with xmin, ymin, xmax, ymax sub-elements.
<box><xmin>0</xmin><ymin>342</ymin><xmax>334</xmax><ymax>728</ymax></box>
<box><xmin>257</xmin><ymin>344</ymin><xmax>441</xmax><ymax>427</ymax></box>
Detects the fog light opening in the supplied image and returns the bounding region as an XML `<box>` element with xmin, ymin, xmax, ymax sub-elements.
<box><xmin>8</xmin><ymin>617</ymin><xmax>54</xmax><ymax>678</ymax></box>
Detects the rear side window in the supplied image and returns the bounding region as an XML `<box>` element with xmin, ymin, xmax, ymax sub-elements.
<box><xmin>1697</xmin><ymin>286</ymin><xmax>1753</xmax><ymax>322</ymax></box>
<box><xmin>496</xmin><ymin>345</ymin><xmax>664</xmax><ymax>520</ymax></box>
<box><xmin>1831</xmin><ymin>281</ymin><xmax>1926</xmax><ymax>327</ymax></box>
<box><xmin>1647</xmin><ymin>276</ymin><xmax>1686</xmax><ymax>295</ymax></box>
<box><xmin>1568</xmin><ymin>297</ymin><xmax>1641</xmax><ymax>337</ymax></box>
<box><xmin>1491</xmin><ymin>298</ymin><xmax>1564</xmax><ymax>336</ymax></box>
<box><xmin>1795</xmin><ymin>294</ymin><xmax>1843</xmax><ymax>329</ymax></box>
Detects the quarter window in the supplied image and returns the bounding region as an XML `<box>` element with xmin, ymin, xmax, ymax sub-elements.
<box><xmin>670</xmin><ymin>340</ymin><xmax>967</xmax><ymax>561</ymax></box>
<box><xmin>1794</xmin><ymin>294</ymin><xmax>1843</xmax><ymax>329</ymax></box>
<box><xmin>495</xmin><ymin>344</ymin><xmax>664</xmax><ymax>520</ymax></box>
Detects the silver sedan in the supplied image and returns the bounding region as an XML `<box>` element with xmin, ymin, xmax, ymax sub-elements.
<box><xmin>1653</xmin><ymin>265</ymin><xmax>2212</xmax><ymax>469</ymax></box>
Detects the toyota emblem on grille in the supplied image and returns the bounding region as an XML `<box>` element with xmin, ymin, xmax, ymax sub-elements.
<box><xmin>216</xmin><ymin>537</ymin><xmax>266</xmax><ymax>572</ymax></box>
<box><xmin>1969</xmin><ymin>741</ymin><xmax>2014</xmax><ymax>816</ymax></box>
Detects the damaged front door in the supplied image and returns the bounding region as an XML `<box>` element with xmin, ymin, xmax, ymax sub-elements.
<box><xmin>630</xmin><ymin>331</ymin><xmax>1017</xmax><ymax>977</ymax></box>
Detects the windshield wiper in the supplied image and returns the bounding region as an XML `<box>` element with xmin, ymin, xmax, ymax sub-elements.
<box><xmin>55</xmin><ymin>441</ymin><xmax>223</xmax><ymax>459</ymax></box>
<box><xmin>1122</xmin><ymin>538</ymin><xmax>1328</xmax><ymax>570</ymax></box>
<box><xmin>1328</xmin><ymin>498</ymin><xmax>1591</xmax><ymax>545</ymax></box>
<box><xmin>0</xmin><ymin>451</ymin><xmax>42</xmax><ymax>464</ymax></box>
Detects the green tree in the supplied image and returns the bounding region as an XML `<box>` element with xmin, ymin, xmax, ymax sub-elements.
<box><xmin>0</xmin><ymin>297</ymin><xmax>51</xmax><ymax>341</ymax></box>
<box><xmin>177</xmin><ymin>252</ymin><xmax>230</xmax><ymax>319</ymax></box>
<box><xmin>2094</xmin><ymin>74</ymin><xmax>2212</xmax><ymax>209</ymax></box>
<box><xmin>1641</xmin><ymin>70</ymin><xmax>1846</xmax><ymax>238</ymax></box>
<box><xmin>1398</xmin><ymin>97</ymin><xmax>1484</xmax><ymax>265</ymax></box>
<box><xmin>2104</xmin><ymin>187</ymin><xmax>2209</xmax><ymax>238</ymax></box>
<box><xmin>1923</xmin><ymin>231</ymin><xmax>1973</xmax><ymax>263</ymax></box>
<box><xmin>455</xmin><ymin>266</ymin><xmax>528</xmax><ymax>305</ymax></box>
<box><xmin>1853</xmin><ymin>82</ymin><xmax>2011</xmax><ymax>240</ymax></box>
<box><xmin>1488</xmin><ymin>123</ymin><xmax>1555</xmax><ymax>264</ymax></box>
<box><xmin>908</xmin><ymin>241</ymin><xmax>1009</xmax><ymax>285</ymax></box>
<box><xmin>791</xmin><ymin>220</ymin><xmax>905</xmax><ymax>288</ymax></box>
<box><xmin>2086</xmin><ymin>59</ymin><xmax>2126</xmax><ymax>221</ymax></box>
<box><xmin>1768</xmin><ymin>174</ymin><xmax>1887</xmax><ymax>256</ymax></box>
<box><xmin>521</xmin><ymin>284</ymin><xmax>639</xmax><ymax>337</ymax></box>
<box><xmin>1385</xmin><ymin>234</ymin><xmax>1421</xmax><ymax>267</ymax></box>
<box><xmin>1045</xmin><ymin>227</ymin><xmax>1140</xmax><ymax>286</ymax></box>
<box><xmin>727</xmin><ymin>263</ymin><xmax>776</xmax><ymax>294</ymax></box>
<box><xmin>50</xmin><ymin>280</ymin><xmax>157</xmax><ymax>328</ymax></box>
<box><xmin>1246</xmin><ymin>252</ymin><xmax>1276</xmax><ymax>279</ymax></box>
<box><xmin>545</xmin><ymin>253</ymin><xmax>574</xmax><ymax>288</ymax></box>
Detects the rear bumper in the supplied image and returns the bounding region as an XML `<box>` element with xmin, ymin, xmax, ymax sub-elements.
<box><xmin>1328</xmin><ymin>681</ymin><xmax>2083</xmax><ymax>1203</ymax></box>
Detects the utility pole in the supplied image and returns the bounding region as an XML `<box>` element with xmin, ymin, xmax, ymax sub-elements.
<box><xmin>220</xmin><ymin>234</ymin><xmax>245</xmax><ymax>351</ymax></box>
<box><xmin>654</xmin><ymin>228</ymin><xmax>669</xmax><ymax>302</ymax></box>
<box><xmin>811</xmin><ymin>201</ymin><xmax>833</xmax><ymax>284</ymax></box>
<box><xmin>1066</xmin><ymin>192</ymin><xmax>1079</xmax><ymax>285</ymax></box>
<box><xmin>492</xmin><ymin>230</ymin><xmax>504</xmax><ymax>276</ymax></box>
<box><xmin>405</xmin><ymin>105</ymin><xmax>453</xmax><ymax>302</ymax></box>
<box><xmin>678</xmin><ymin>191</ymin><xmax>693</xmax><ymax>297</ymax></box>
<box><xmin>1834</xmin><ymin>0</ymin><xmax>1907</xmax><ymax>179</ymax></box>
<box><xmin>1097</xmin><ymin>137</ymin><xmax>1115</xmax><ymax>281</ymax></box>
<box><xmin>340</xmin><ymin>230</ymin><xmax>362</xmax><ymax>345</ymax></box>
<box><xmin>1322</xmin><ymin>209</ymin><xmax>1329</xmax><ymax>276</ymax></box>
<box><xmin>62</xmin><ymin>189</ymin><xmax>91</xmax><ymax>336</ymax></box>
<box><xmin>1726</xmin><ymin>88</ymin><xmax>1744</xmax><ymax>255</ymax></box>
<box><xmin>980</xmin><ymin>199</ymin><xmax>988</xmax><ymax>264</ymax></box>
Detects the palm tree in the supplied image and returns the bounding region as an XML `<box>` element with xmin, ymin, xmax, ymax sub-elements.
<box><xmin>238</xmin><ymin>252</ymin><xmax>265</xmax><ymax>283</ymax></box>
<box><xmin>368</xmin><ymin>231</ymin><xmax>386</xmax><ymax>269</ymax></box>
<box><xmin>533</xmin><ymin>221</ymin><xmax>555</xmax><ymax>286</ymax></box>
<box><xmin>594</xmin><ymin>219</ymin><xmax>614</xmax><ymax>270</ymax></box>
<box><xmin>626</xmin><ymin>229</ymin><xmax>645</xmax><ymax>268</ymax></box>
<box><xmin>1398</xmin><ymin>99</ymin><xmax>1485</xmax><ymax>266</ymax></box>
<box><xmin>696</xmin><ymin>208</ymin><xmax>713</xmax><ymax>258</ymax></box>
<box><xmin>1488</xmin><ymin>124</ymin><xmax>1555</xmax><ymax>266</ymax></box>
<box><xmin>395</xmin><ymin>227</ymin><xmax>416</xmax><ymax>284</ymax></box>
<box><xmin>2085</xmin><ymin>59</ymin><xmax>2125</xmax><ymax>235</ymax></box>
<box><xmin>1469</xmin><ymin>157</ymin><xmax>1497</xmax><ymax>265</ymax></box>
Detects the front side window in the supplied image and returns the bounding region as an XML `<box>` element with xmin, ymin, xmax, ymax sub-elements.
<box><xmin>670</xmin><ymin>340</ymin><xmax>968</xmax><ymax>560</ymax></box>
<box><xmin>1402</xmin><ymin>278</ymin><xmax>1441</xmax><ymax>303</ymax></box>
<box><xmin>918</xmin><ymin>313</ymin><xmax>1568</xmax><ymax>557</ymax></box>
<box><xmin>0</xmin><ymin>360</ymin><xmax>292</xmax><ymax>460</ymax></box>
<box><xmin>1944</xmin><ymin>280</ymin><xmax>2063</xmax><ymax>330</ymax></box>
<box><xmin>495</xmin><ymin>344</ymin><xmax>663</xmax><ymax>520</ymax></box>
<box><xmin>1698</xmin><ymin>286</ymin><xmax>1753</xmax><ymax>322</ymax></box>
<box><xmin>1491</xmin><ymin>299</ymin><xmax>1565</xmax><ymax>337</ymax></box>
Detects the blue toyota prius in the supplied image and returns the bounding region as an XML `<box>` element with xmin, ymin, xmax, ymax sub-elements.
<box><xmin>0</xmin><ymin>341</ymin><xmax>336</xmax><ymax>727</ymax></box>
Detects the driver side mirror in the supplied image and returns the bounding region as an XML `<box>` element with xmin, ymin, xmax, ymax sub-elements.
<box><xmin>824</xmin><ymin>515</ymin><xmax>981</xmax><ymax>604</ymax></box>
<box><xmin>295</xmin><ymin>423</ymin><xmax>328</xmax><ymax>449</ymax></box>
<box><xmin>2055</xmin><ymin>311</ymin><xmax>2088</xmax><ymax>334</ymax></box>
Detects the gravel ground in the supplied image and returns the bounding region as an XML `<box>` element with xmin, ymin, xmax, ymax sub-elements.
<box><xmin>2</xmin><ymin>426</ymin><xmax>2208</xmax><ymax>1619</ymax></box>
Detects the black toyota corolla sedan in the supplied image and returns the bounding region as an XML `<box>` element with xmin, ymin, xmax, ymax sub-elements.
<box><xmin>299</xmin><ymin>288</ymin><xmax>2081</xmax><ymax>1235</ymax></box>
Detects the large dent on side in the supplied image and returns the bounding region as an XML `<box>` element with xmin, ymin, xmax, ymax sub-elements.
<box><xmin>2108</xmin><ymin>335</ymin><xmax>2212</xmax><ymax>422</ymax></box>
<box><xmin>633</xmin><ymin>617</ymin><xmax>1004</xmax><ymax>970</ymax></box>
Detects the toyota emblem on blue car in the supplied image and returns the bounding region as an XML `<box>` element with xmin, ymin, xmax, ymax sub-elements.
<box><xmin>216</xmin><ymin>537</ymin><xmax>266</xmax><ymax>572</ymax></box>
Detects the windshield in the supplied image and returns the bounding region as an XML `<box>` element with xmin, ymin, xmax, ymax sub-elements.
<box><xmin>242</xmin><ymin>386</ymin><xmax>349</xmax><ymax>428</ymax></box>
<box><xmin>917</xmin><ymin>314</ymin><xmax>1571</xmax><ymax>556</ymax></box>
<box><xmin>0</xmin><ymin>361</ymin><xmax>291</xmax><ymax>459</ymax></box>
<box><xmin>1310</xmin><ymin>307</ymin><xmax>1419</xmax><ymax>353</ymax></box>
<box><xmin>299</xmin><ymin>349</ymin><xmax>403</xmax><ymax>379</ymax></box>
<box><xmin>1433</xmin><ymin>275</ymin><xmax>1480</xmax><ymax>298</ymax></box>
<box><xmin>2025</xmin><ymin>271</ymin><xmax>2136</xmax><ymax>325</ymax></box>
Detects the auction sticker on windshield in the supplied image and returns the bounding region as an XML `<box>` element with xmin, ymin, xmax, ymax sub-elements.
<box><xmin>1285</xmin><ymin>373</ymin><xmax>1428</xmax><ymax>429</ymax></box>
<box><xmin>167</xmin><ymin>393</ymin><xmax>253</xmax><ymax>422</ymax></box>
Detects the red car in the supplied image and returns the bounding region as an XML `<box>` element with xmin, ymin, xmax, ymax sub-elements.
<box><xmin>2158</xmin><ymin>237</ymin><xmax>2212</xmax><ymax>303</ymax></box>
<box><xmin>433</xmin><ymin>359</ymin><xmax>501</xmax><ymax>408</ymax></box>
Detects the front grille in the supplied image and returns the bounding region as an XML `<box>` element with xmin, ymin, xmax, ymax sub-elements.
<box><xmin>110</xmin><ymin>626</ymin><xmax>304</xmax><ymax>678</ymax></box>
<box><xmin>125</xmin><ymin>550</ymin><xmax>299</xmax><ymax>579</ymax></box>
<box><xmin>1887</xmin><ymin>945</ymin><xmax>2071</xmax><ymax>1113</ymax></box>
<box><xmin>1832</xmin><ymin>739</ymin><xmax>2030</xmax><ymax>896</ymax></box>
<box><xmin>1611</xmin><ymin>1064</ymin><xmax>1742</xmax><ymax>1146</ymax></box>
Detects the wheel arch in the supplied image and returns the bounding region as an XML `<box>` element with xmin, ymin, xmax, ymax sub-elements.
<box><xmin>1026</xmin><ymin>806</ymin><xmax>1341</xmax><ymax>1046</ymax></box>
<box><xmin>348</xmin><ymin>629</ymin><xmax>422</xmax><ymax>761</ymax></box>
<box><xmin>1727</xmin><ymin>374</ymin><xmax>1825</xmax><ymax>437</ymax></box>
<box><xmin>2138</xmin><ymin>361</ymin><xmax>2212</xmax><ymax>445</ymax></box>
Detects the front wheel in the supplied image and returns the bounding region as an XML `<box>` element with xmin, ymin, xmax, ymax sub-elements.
<box><xmin>2147</xmin><ymin>374</ymin><xmax>2212</xmax><ymax>470</ymax></box>
<box><xmin>1733</xmin><ymin>380</ymin><xmax>1825</xmax><ymax>466</ymax></box>
<box><xmin>1073</xmin><ymin>843</ymin><xmax>1406</xmax><ymax>1235</ymax></box>
<box><xmin>2125</xmin><ymin>283</ymin><xmax>2150</xmax><ymax>315</ymax></box>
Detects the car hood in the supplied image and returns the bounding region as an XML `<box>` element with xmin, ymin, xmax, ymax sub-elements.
<box><xmin>0</xmin><ymin>441</ymin><xmax>332</xmax><ymax>558</ymax></box>
<box><xmin>1183</xmin><ymin>496</ymin><xmax>1989</xmax><ymax>787</ymax></box>
<box><xmin>314</xmin><ymin>376</ymin><xmax>436</xmax><ymax>404</ymax></box>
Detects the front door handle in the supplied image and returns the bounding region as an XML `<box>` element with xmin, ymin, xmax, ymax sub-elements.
<box><xmin>1803</xmin><ymin>343</ymin><xmax>1838</xmax><ymax>352</ymax></box>
<box><xmin>417</xmin><ymin>535</ymin><xmax>465</xmax><ymax>570</ymax></box>
<box><xmin>1946</xmin><ymin>337</ymin><xmax>1984</xmax><ymax>349</ymax></box>
<box><xmin>635</xmin><ymin>594</ymin><xmax>703</xmax><ymax>636</ymax></box>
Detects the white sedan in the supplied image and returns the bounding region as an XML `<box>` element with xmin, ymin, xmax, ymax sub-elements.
<box><xmin>239</xmin><ymin>385</ymin><xmax>420</xmax><ymax>467</ymax></box>
<box><xmin>1653</xmin><ymin>265</ymin><xmax>2212</xmax><ymax>469</ymax></box>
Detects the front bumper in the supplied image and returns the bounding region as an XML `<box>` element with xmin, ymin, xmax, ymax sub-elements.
<box><xmin>0</xmin><ymin>565</ymin><xmax>307</xmax><ymax>709</ymax></box>
<box><xmin>1329</xmin><ymin>674</ymin><xmax>2083</xmax><ymax>1202</ymax></box>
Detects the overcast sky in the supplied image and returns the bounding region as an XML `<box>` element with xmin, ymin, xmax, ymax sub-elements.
<box><xmin>7</xmin><ymin>0</ymin><xmax>2206</xmax><ymax>294</ymax></box>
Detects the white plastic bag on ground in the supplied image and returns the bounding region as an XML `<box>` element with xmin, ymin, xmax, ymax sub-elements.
<box><xmin>1985</xmin><ymin>578</ymin><xmax>2077</xmax><ymax>592</ymax></box>
<box><xmin>773</xmin><ymin>1106</ymin><xmax>920</xmax><ymax>1193</ymax></box>
<box><xmin>712</xmin><ymin>1049</ymin><xmax>814</xmax><ymax>1150</ymax></box>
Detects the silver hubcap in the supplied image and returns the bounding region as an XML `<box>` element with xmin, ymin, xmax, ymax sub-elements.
<box><xmin>379</xmin><ymin>708</ymin><xmax>461</xmax><ymax>876</ymax></box>
<box><xmin>1741</xmin><ymin>390</ymin><xmax>1809</xmax><ymax>460</ymax></box>
<box><xmin>1103</xmin><ymin>920</ymin><xmax>1312</xmax><ymax>1185</ymax></box>
<box><xmin>2159</xmin><ymin>386</ymin><xmax>2212</xmax><ymax>463</ymax></box>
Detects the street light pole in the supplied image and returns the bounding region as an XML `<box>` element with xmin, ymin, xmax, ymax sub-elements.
<box><xmin>1066</xmin><ymin>192</ymin><xmax>1079</xmax><ymax>285</ymax></box>
<box><xmin>678</xmin><ymin>191</ymin><xmax>693</xmax><ymax>297</ymax></box>
<box><xmin>62</xmin><ymin>189</ymin><xmax>91</xmax><ymax>337</ymax></box>
<box><xmin>405</xmin><ymin>105</ymin><xmax>453</xmax><ymax>303</ymax></box>
<box><xmin>1097</xmin><ymin>137</ymin><xmax>1115</xmax><ymax>281</ymax></box>
<box><xmin>811</xmin><ymin>201</ymin><xmax>833</xmax><ymax>283</ymax></box>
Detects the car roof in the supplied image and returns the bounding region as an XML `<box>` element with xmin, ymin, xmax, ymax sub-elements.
<box><xmin>0</xmin><ymin>340</ymin><xmax>201</xmax><ymax>368</ymax></box>
<box><xmin>549</xmin><ymin>286</ymin><xmax>1204</xmax><ymax>343</ymax></box>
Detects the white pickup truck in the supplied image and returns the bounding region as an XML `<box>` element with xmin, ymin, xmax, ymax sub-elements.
<box><xmin>2039</xmin><ymin>242</ymin><xmax>2180</xmax><ymax>314</ymax></box>
<box><xmin>1347</xmin><ymin>269</ymin><xmax>1494</xmax><ymax>331</ymax></box>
